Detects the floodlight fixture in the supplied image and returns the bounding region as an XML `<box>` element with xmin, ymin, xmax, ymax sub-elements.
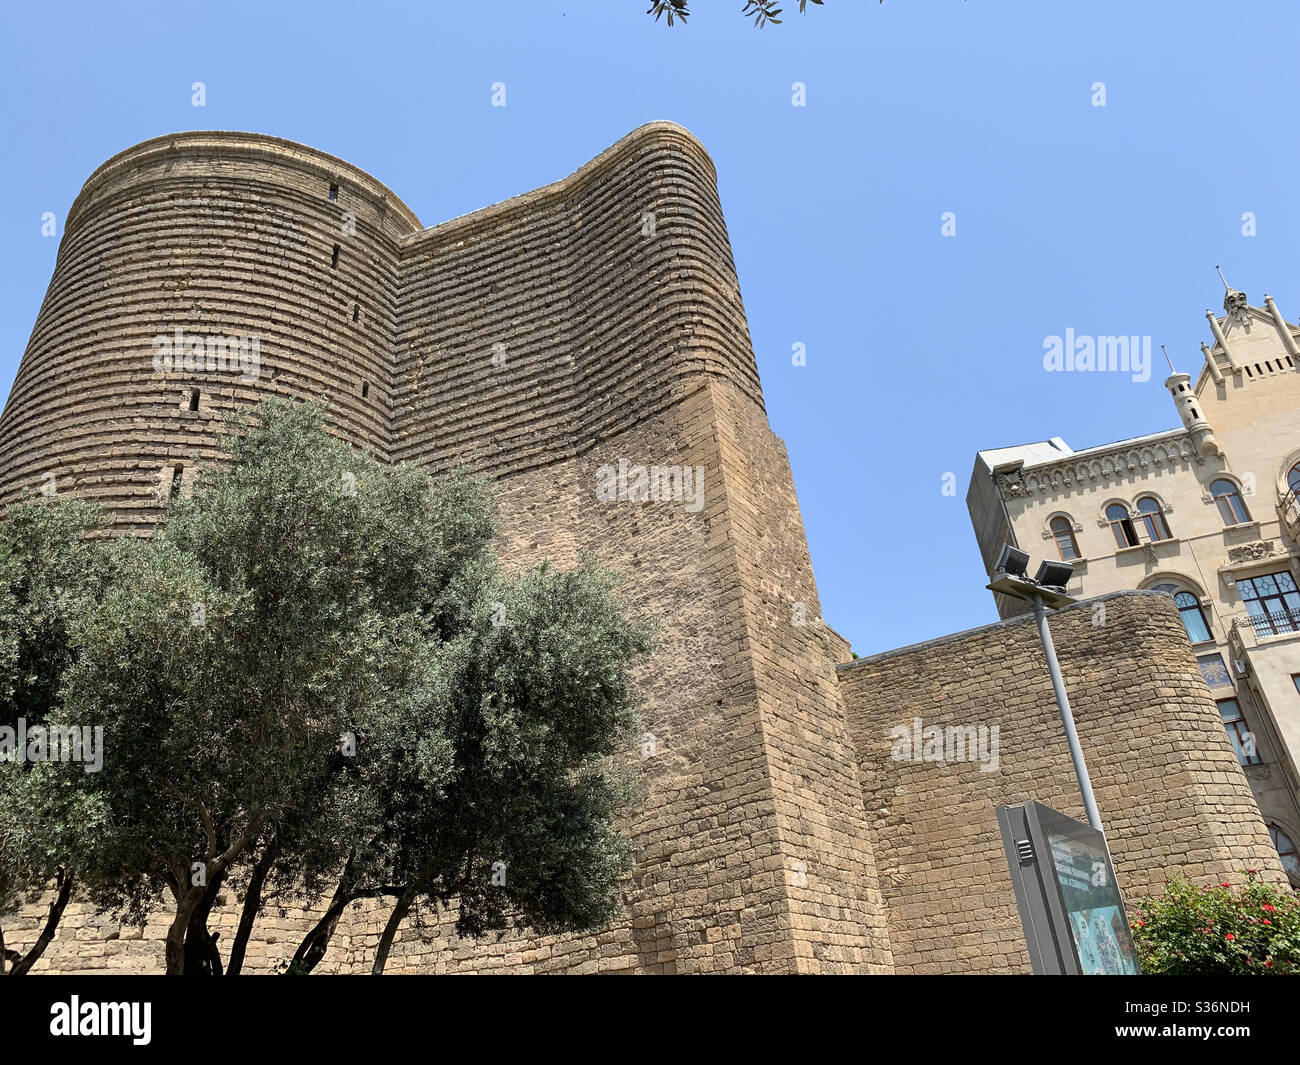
<box><xmin>1034</xmin><ymin>559</ymin><xmax>1074</xmax><ymax>590</ymax></box>
<box><xmin>983</xmin><ymin>547</ymin><xmax>1100</xmax><ymax>832</ymax></box>
<box><xmin>995</xmin><ymin>544</ymin><xmax>1030</xmax><ymax>577</ymax></box>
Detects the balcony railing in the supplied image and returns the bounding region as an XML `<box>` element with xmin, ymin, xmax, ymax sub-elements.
<box><xmin>1282</xmin><ymin>487</ymin><xmax>1300</xmax><ymax>539</ymax></box>
<box><xmin>1246</xmin><ymin>609</ymin><xmax>1300</xmax><ymax>638</ymax></box>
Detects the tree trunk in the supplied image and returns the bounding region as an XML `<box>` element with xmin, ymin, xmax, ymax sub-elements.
<box><xmin>226</xmin><ymin>832</ymin><xmax>279</xmax><ymax>976</ymax></box>
<box><xmin>9</xmin><ymin>867</ymin><xmax>74</xmax><ymax>976</ymax></box>
<box><xmin>183</xmin><ymin>870</ymin><xmax>226</xmax><ymax>975</ymax></box>
<box><xmin>0</xmin><ymin>919</ymin><xmax>6</xmax><ymax>976</ymax></box>
<box><xmin>286</xmin><ymin>876</ymin><xmax>355</xmax><ymax>975</ymax></box>
<box><xmin>371</xmin><ymin>888</ymin><xmax>415</xmax><ymax>976</ymax></box>
<box><xmin>165</xmin><ymin>886</ymin><xmax>204</xmax><ymax>976</ymax></box>
<box><xmin>287</xmin><ymin>901</ymin><xmax>349</xmax><ymax>976</ymax></box>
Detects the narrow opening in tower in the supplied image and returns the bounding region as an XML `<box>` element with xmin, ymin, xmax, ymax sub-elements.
<box><xmin>362</xmin><ymin>381</ymin><xmax>369</xmax><ymax>398</ymax></box>
<box><xmin>352</xmin><ymin>303</ymin><xmax>360</xmax><ymax>322</ymax></box>
<box><xmin>170</xmin><ymin>464</ymin><xmax>184</xmax><ymax>500</ymax></box>
<box><xmin>329</xmin><ymin>183</ymin><xmax>339</xmax><ymax>200</ymax></box>
<box><xmin>188</xmin><ymin>389</ymin><xmax>200</xmax><ymax>412</ymax></box>
<box><xmin>331</xmin><ymin>244</ymin><xmax>340</xmax><ymax>269</ymax></box>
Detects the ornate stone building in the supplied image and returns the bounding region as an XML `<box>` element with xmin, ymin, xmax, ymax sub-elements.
<box><xmin>968</xmin><ymin>283</ymin><xmax>1300</xmax><ymax>885</ymax></box>
<box><xmin>0</xmin><ymin>129</ymin><xmax>1288</xmax><ymax>972</ymax></box>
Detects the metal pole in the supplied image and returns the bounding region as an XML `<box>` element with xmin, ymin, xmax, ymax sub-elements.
<box><xmin>1031</xmin><ymin>593</ymin><xmax>1104</xmax><ymax>831</ymax></box>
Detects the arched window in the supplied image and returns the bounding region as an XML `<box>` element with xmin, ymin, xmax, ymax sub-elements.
<box><xmin>1106</xmin><ymin>503</ymin><xmax>1139</xmax><ymax>549</ymax></box>
<box><xmin>1136</xmin><ymin>496</ymin><xmax>1171</xmax><ymax>541</ymax></box>
<box><xmin>1268</xmin><ymin>824</ymin><xmax>1300</xmax><ymax>883</ymax></box>
<box><xmin>1173</xmin><ymin>591</ymin><xmax>1212</xmax><ymax>643</ymax></box>
<box><xmin>1050</xmin><ymin>516</ymin><xmax>1080</xmax><ymax>560</ymax></box>
<box><xmin>1210</xmin><ymin>479</ymin><xmax>1251</xmax><ymax>525</ymax></box>
<box><xmin>1288</xmin><ymin>462</ymin><xmax>1300</xmax><ymax>496</ymax></box>
<box><xmin>1151</xmin><ymin>582</ymin><xmax>1212</xmax><ymax>644</ymax></box>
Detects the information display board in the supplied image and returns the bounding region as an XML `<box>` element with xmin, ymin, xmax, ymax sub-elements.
<box><xmin>996</xmin><ymin>800</ymin><xmax>1140</xmax><ymax>975</ymax></box>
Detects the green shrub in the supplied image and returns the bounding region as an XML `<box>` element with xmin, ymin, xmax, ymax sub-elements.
<box><xmin>1132</xmin><ymin>870</ymin><xmax>1300</xmax><ymax>974</ymax></box>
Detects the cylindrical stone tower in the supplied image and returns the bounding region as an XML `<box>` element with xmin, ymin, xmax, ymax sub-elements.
<box><xmin>0</xmin><ymin>124</ymin><xmax>895</xmax><ymax>974</ymax></box>
<box><xmin>0</xmin><ymin>132</ymin><xmax>421</xmax><ymax>530</ymax></box>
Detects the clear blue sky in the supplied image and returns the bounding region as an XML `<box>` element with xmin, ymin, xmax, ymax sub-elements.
<box><xmin>2</xmin><ymin>1</ymin><xmax>1297</xmax><ymax>656</ymax></box>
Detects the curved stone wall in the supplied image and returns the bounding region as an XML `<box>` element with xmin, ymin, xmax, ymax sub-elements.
<box><xmin>0</xmin><ymin>122</ymin><xmax>765</xmax><ymax>517</ymax></box>
<box><xmin>0</xmin><ymin>124</ymin><xmax>896</xmax><ymax>974</ymax></box>
<box><xmin>392</xmin><ymin>122</ymin><xmax>763</xmax><ymax>476</ymax></box>
<box><xmin>0</xmin><ymin>132</ymin><xmax>417</xmax><ymax>530</ymax></box>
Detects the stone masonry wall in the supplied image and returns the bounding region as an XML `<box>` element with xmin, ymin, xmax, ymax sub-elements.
<box><xmin>837</xmin><ymin>589</ymin><xmax>1288</xmax><ymax>974</ymax></box>
<box><xmin>0</xmin><ymin>124</ymin><xmax>892</xmax><ymax>973</ymax></box>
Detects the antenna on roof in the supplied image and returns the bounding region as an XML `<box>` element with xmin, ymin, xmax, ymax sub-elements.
<box><xmin>1160</xmin><ymin>344</ymin><xmax>1177</xmax><ymax>375</ymax></box>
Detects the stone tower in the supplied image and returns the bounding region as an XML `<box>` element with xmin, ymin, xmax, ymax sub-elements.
<box><xmin>0</xmin><ymin>123</ymin><xmax>893</xmax><ymax>972</ymax></box>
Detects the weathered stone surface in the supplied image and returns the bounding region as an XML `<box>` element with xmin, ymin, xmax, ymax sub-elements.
<box><xmin>1</xmin><ymin>127</ymin><xmax>1283</xmax><ymax>975</ymax></box>
<box><xmin>837</xmin><ymin>589</ymin><xmax>1288</xmax><ymax>974</ymax></box>
<box><xmin>0</xmin><ymin>123</ymin><xmax>891</xmax><ymax>974</ymax></box>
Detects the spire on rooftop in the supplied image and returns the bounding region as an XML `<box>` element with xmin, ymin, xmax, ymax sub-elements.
<box><xmin>1215</xmin><ymin>265</ymin><xmax>1252</xmax><ymax>329</ymax></box>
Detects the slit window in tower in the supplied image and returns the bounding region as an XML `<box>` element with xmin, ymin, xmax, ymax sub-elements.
<box><xmin>362</xmin><ymin>381</ymin><xmax>369</xmax><ymax>398</ymax></box>
<box><xmin>352</xmin><ymin>303</ymin><xmax>360</xmax><ymax>322</ymax></box>
<box><xmin>329</xmin><ymin>183</ymin><xmax>339</xmax><ymax>200</ymax></box>
<box><xmin>331</xmin><ymin>244</ymin><xmax>340</xmax><ymax>268</ymax></box>
<box><xmin>170</xmin><ymin>465</ymin><xmax>184</xmax><ymax>500</ymax></box>
<box><xmin>188</xmin><ymin>389</ymin><xmax>200</xmax><ymax>412</ymax></box>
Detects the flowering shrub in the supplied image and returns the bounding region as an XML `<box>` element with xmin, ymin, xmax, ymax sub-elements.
<box><xmin>1132</xmin><ymin>870</ymin><xmax>1300</xmax><ymax>974</ymax></box>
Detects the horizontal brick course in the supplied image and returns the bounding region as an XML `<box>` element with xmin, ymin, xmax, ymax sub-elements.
<box><xmin>0</xmin><ymin>123</ymin><xmax>891</xmax><ymax>974</ymax></box>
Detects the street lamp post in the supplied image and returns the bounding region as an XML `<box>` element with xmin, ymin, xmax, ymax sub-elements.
<box><xmin>987</xmin><ymin>545</ymin><xmax>1104</xmax><ymax>833</ymax></box>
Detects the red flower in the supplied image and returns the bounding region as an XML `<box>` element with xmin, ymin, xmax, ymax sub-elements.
<box><xmin>1262</xmin><ymin>919</ymin><xmax>1272</xmax><ymax>926</ymax></box>
<box><xmin>1225</xmin><ymin>933</ymin><xmax>1235</xmax><ymax>941</ymax></box>
<box><xmin>1220</xmin><ymin>882</ymin><xmax>1231</xmax><ymax>888</ymax></box>
<box><xmin>1266</xmin><ymin>960</ymin><xmax>1273</xmax><ymax>968</ymax></box>
<box><xmin>1262</xmin><ymin>904</ymin><xmax>1277</xmax><ymax>912</ymax></box>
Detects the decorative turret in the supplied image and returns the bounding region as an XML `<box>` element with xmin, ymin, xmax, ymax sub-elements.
<box><xmin>1163</xmin><ymin>345</ymin><xmax>1219</xmax><ymax>456</ymax></box>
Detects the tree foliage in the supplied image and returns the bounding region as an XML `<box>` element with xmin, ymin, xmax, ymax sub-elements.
<box><xmin>0</xmin><ymin>399</ymin><xmax>650</xmax><ymax>974</ymax></box>
<box><xmin>648</xmin><ymin>0</ymin><xmax>827</xmax><ymax>29</ymax></box>
<box><xmin>0</xmin><ymin>495</ymin><xmax>113</xmax><ymax>974</ymax></box>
